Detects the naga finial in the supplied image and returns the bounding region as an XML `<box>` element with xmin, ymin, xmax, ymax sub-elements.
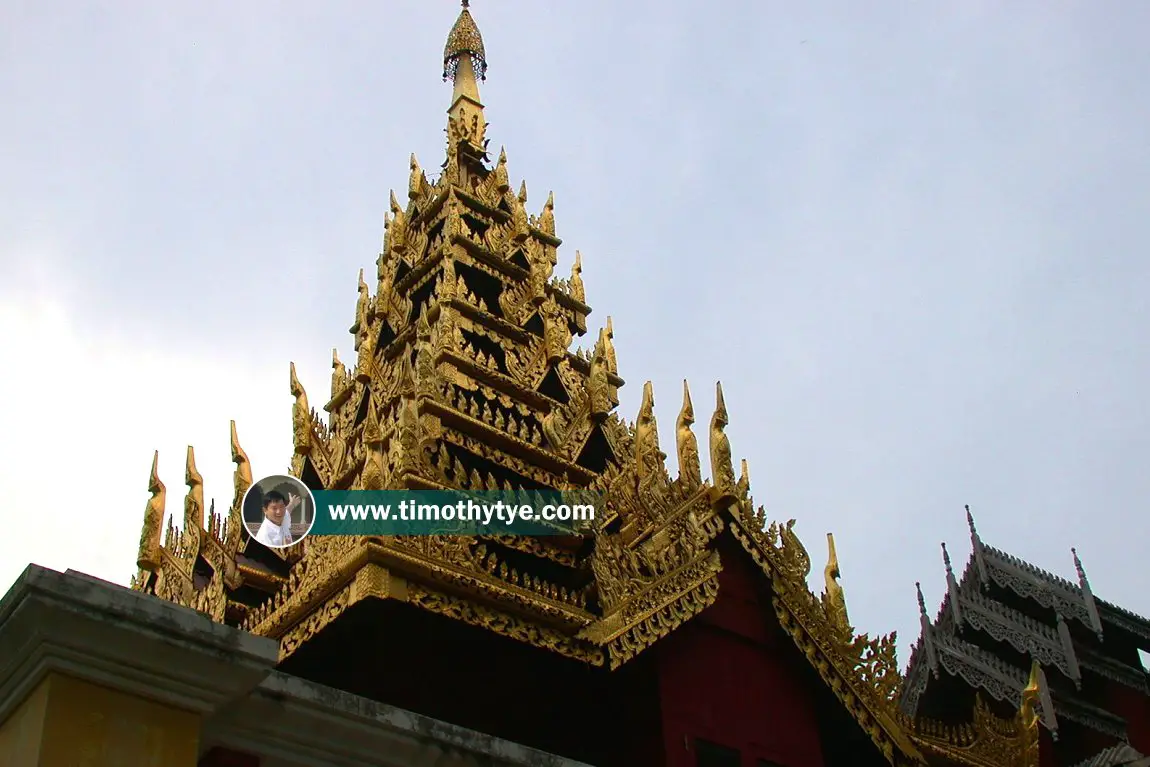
<box><xmin>634</xmin><ymin>381</ymin><xmax>665</xmax><ymax>485</ymax></box>
<box><xmin>570</xmin><ymin>251</ymin><xmax>586</xmax><ymax>303</ymax></box>
<box><xmin>603</xmin><ymin>316</ymin><xmax>618</xmax><ymax>374</ymax></box>
<box><xmin>408</xmin><ymin>153</ymin><xmax>425</xmax><ymax>201</ymax></box>
<box><xmin>587</xmin><ymin>330</ymin><xmax>611</xmax><ymax>420</ymax></box>
<box><xmin>290</xmin><ymin>362</ymin><xmax>312</xmax><ymax>452</ymax></box>
<box><xmin>184</xmin><ymin>445</ymin><xmax>205</xmax><ymax>532</ymax></box>
<box><xmin>226</xmin><ymin>420</ymin><xmax>252</xmax><ymax>552</ymax></box>
<box><xmin>352</xmin><ymin>268</ymin><xmax>370</xmax><ymax>337</ymax></box>
<box><xmin>709</xmin><ymin>382</ymin><xmax>737</xmax><ymax>501</ymax></box>
<box><xmin>331</xmin><ymin>347</ymin><xmax>347</xmax><ymax>400</ymax></box>
<box><xmin>736</xmin><ymin>458</ymin><xmax>750</xmax><ymax>498</ymax></box>
<box><xmin>539</xmin><ymin>191</ymin><xmax>556</xmax><ymax>236</ymax></box>
<box><xmin>676</xmin><ymin>380</ymin><xmax>702</xmax><ymax>488</ymax></box>
<box><xmin>493</xmin><ymin>147</ymin><xmax>510</xmax><ymax>192</ymax></box>
<box><xmin>137</xmin><ymin>451</ymin><xmax>166</xmax><ymax>572</ymax></box>
<box><xmin>823</xmin><ymin>533</ymin><xmax>851</xmax><ymax>635</ymax></box>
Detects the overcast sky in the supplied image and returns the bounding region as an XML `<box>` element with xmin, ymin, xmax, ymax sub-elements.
<box><xmin>2</xmin><ymin>1</ymin><xmax>1148</xmax><ymax>667</ymax></box>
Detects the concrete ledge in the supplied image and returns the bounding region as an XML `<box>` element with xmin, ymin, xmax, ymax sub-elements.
<box><xmin>206</xmin><ymin>671</ymin><xmax>593</xmax><ymax>767</ymax></box>
<box><xmin>0</xmin><ymin>565</ymin><xmax>280</xmax><ymax>721</ymax></box>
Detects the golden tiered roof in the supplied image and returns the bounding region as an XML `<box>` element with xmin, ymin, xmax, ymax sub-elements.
<box><xmin>129</xmin><ymin>5</ymin><xmax>1045</xmax><ymax>766</ymax></box>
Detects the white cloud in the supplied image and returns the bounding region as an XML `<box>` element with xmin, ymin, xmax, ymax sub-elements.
<box><xmin>0</xmin><ymin>290</ymin><xmax>295</xmax><ymax>594</ymax></box>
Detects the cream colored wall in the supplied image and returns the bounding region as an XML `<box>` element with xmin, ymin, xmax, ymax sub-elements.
<box><xmin>0</xmin><ymin>678</ymin><xmax>48</xmax><ymax>765</ymax></box>
<box><xmin>0</xmin><ymin>674</ymin><xmax>201</xmax><ymax>767</ymax></box>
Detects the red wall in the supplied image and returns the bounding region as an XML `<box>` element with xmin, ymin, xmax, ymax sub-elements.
<box><xmin>654</xmin><ymin>535</ymin><xmax>826</xmax><ymax>767</ymax></box>
<box><xmin>1107</xmin><ymin>680</ymin><xmax>1150</xmax><ymax>756</ymax></box>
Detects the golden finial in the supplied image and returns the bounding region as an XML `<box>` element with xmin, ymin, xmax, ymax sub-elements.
<box><xmin>736</xmin><ymin>458</ymin><xmax>750</xmax><ymax>498</ymax></box>
<box><xmin>587</xmin><ymin>330</ymin><xmax>611</xmax><ymax>420</ymax></box>
<box><xmin>408</xmin><ymin>153</ymin><xmax>425</xmax><ymax>201</ymax></box>
<box><xmin>634</xmin><ymin>381</ymin><xmax>665</xmax><ymax>484</ymax></box>
<box><xmin>184</xmin><ymin>445</ymin><xmax>205</xmax><ymax>532</ymax></box>
<box><xmin>226</xmin><ymin>420</ymin><xmax>253</xmax><ymax>552</ymax></box>
<box><xmin>331</xmin><ymin>347</ymin><xmax>347</xmax><ymax>400</ymax></box>
<box><xmin>709</xmin><ymin>382</ymin><xmax>737</xmax><ymax>502</ymax></box>
<box><xmin>676</xmin><ymin>380</ymin><xmax>702</xmax><ymax>488</ymax></box>
<box><xmin>823</xmin><ymin>533</ymin><xmax>850</xmax><ymax>634</ymax></box>
<box><xmin>569</xmin><ymin>251</ymin><xmax>586</xmax><ymax>303</ymax></box>
<box><xmin>539</xmin><ymin>191</ymin><xmax>556</xmax><ymax>235</ymax></box>
<box><xmin>444</xmin><ymin>0</ymin><xmax>486</xmax><ymax>82</ymax></box>
<box><xmin>137</xmin><ymin>451</ymin><xmax>166</xmax><ymax>572</ymax></box>
<box><xmin>603</xmin><ymin>316</ymin><xmax>618</xmax><ymax>374</ymax></box>
<box><xmin>493</xmin><ymin>148</ymin><xmax>510</xmax><ymax>192</ymax></box>
<box><xmin>352</xmin><ymin>268</ymin><xmax>370</xmax><ymax>336</ymax></box>
<box><xmin>1019</xmin><ymin>660</ymin><xmax>1041</xmax><ymax>730</ymax></box>
<box><xmin>290</xmin><ymin>362</ymin><xmax>312</xmax><ymax>451</ymax></box>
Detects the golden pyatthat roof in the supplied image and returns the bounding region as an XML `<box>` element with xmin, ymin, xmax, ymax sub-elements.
<box><xmin>127</xmin><ymin>5</ymin><xmax>1044</xmax><ymax>766</ymax></box>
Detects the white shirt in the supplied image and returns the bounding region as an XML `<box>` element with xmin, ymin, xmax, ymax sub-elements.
<box><xmin>255</xmin><ymin>515</ymin><xmax>294</xmax><ymax>547</ymax></box>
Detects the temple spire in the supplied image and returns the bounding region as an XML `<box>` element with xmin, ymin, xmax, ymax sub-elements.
<box><xmin>443</xmin><ymin>1</ymin><xmax>487</xmax><ymax>147</ymax></box>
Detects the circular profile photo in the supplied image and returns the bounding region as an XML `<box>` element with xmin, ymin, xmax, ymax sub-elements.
<box><xmin>242</xmin><ymin>474</ymin><xmax>316</xmax><ymax>549</ymax></box>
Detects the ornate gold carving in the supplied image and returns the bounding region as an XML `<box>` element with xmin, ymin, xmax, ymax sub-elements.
<box><xmin>569</xmin><ymin>251</ymin><xmax>585</xmax><ymax>304</ymax></box>
<box><xmin>192</xmin><ymin>572</ymin><xmax>228</xmax><ymax>623</ymax></box>
<box><xmin>280</xmin><ymin>583</ymin><xmax>354</xmax><ymax>660</ymax></box>
<box><xmin>823</xmin><ymin>532</ymin><xmax>851</xmax><ymax>640</ymax></box>
<box><xmin>906</xmin><ymin>693</ymin><xmax>1039</xmax><ymax>767</ymax></box>
<box><xmin>176</xmin><ymin>446</ymin><xmax>206</xmax><ymax>570</ymax></box>
<box><xmin>676</xmin><ymin>380</ymin><xmax>702</xmax><ymax>488</ymax></box>
<box><xmin>137</xmin><ymin>451</ymin><xmax>165</xmax><ymax>572</ymax></box>
<box><xmin>409</xmin><ymin>153</ymin><xmax>431</xmax><ymax>203</ymax></box>
<box><xmin>537</xmin><ymin>191</ymin><xmax>556</xmax><ymax>236</ymax></box>
<box><xmin>492</xmin><ymin>148</ymin><xmax>510</xmax><ymax>194</ymax></box>
<box><xmin>709</xmin><ymin>382</ymin><xmax>736</xmax><ymax>502</ymax></box>
<box><xmin>603</xmin><ymin>316</ymin><xmax>618</xmax><ymax>376</ymax></box>
<box><xmin>634</xmin><ymin>382</ymin><xmax>666</xmax><ymax>488</ymax></box>
<box><xmin>726</xmin><ymin>507</ymin><xmax>922</xmax><ymax>765</ymax></box>
<box><xmin>290</xmin><ymin>361</ymin><xmax>312</xmax><ymax>452</ymax></box>
<box><xmin>407</xmin><ymin>582</ymin><xmax>603</xmax><ymax>665</ymax></box>
<box><xmin>587</xmin><ymin>331</ymin><xmax>612</xmax><ymax>420</ymax></box>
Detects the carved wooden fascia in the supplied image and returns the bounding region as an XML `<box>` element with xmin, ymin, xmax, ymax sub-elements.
<box><xmin>579</xmin><ymin>510</ymin><xmax>723</xmax><ymax>669</ymax></box>
<box><xmin>724</xmin><ymin>506</ymin><xmax>924</xmax><ymax>767</ymax></box>
<box><xmin>903</xmin><ymin>695</ymin><xmax>1036</xmax><ymax>767</ymax></box>
<box><xmin>248</xmin><ymin>537</ymin><xmax>603</xmax><ymax>665</ymax></box>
